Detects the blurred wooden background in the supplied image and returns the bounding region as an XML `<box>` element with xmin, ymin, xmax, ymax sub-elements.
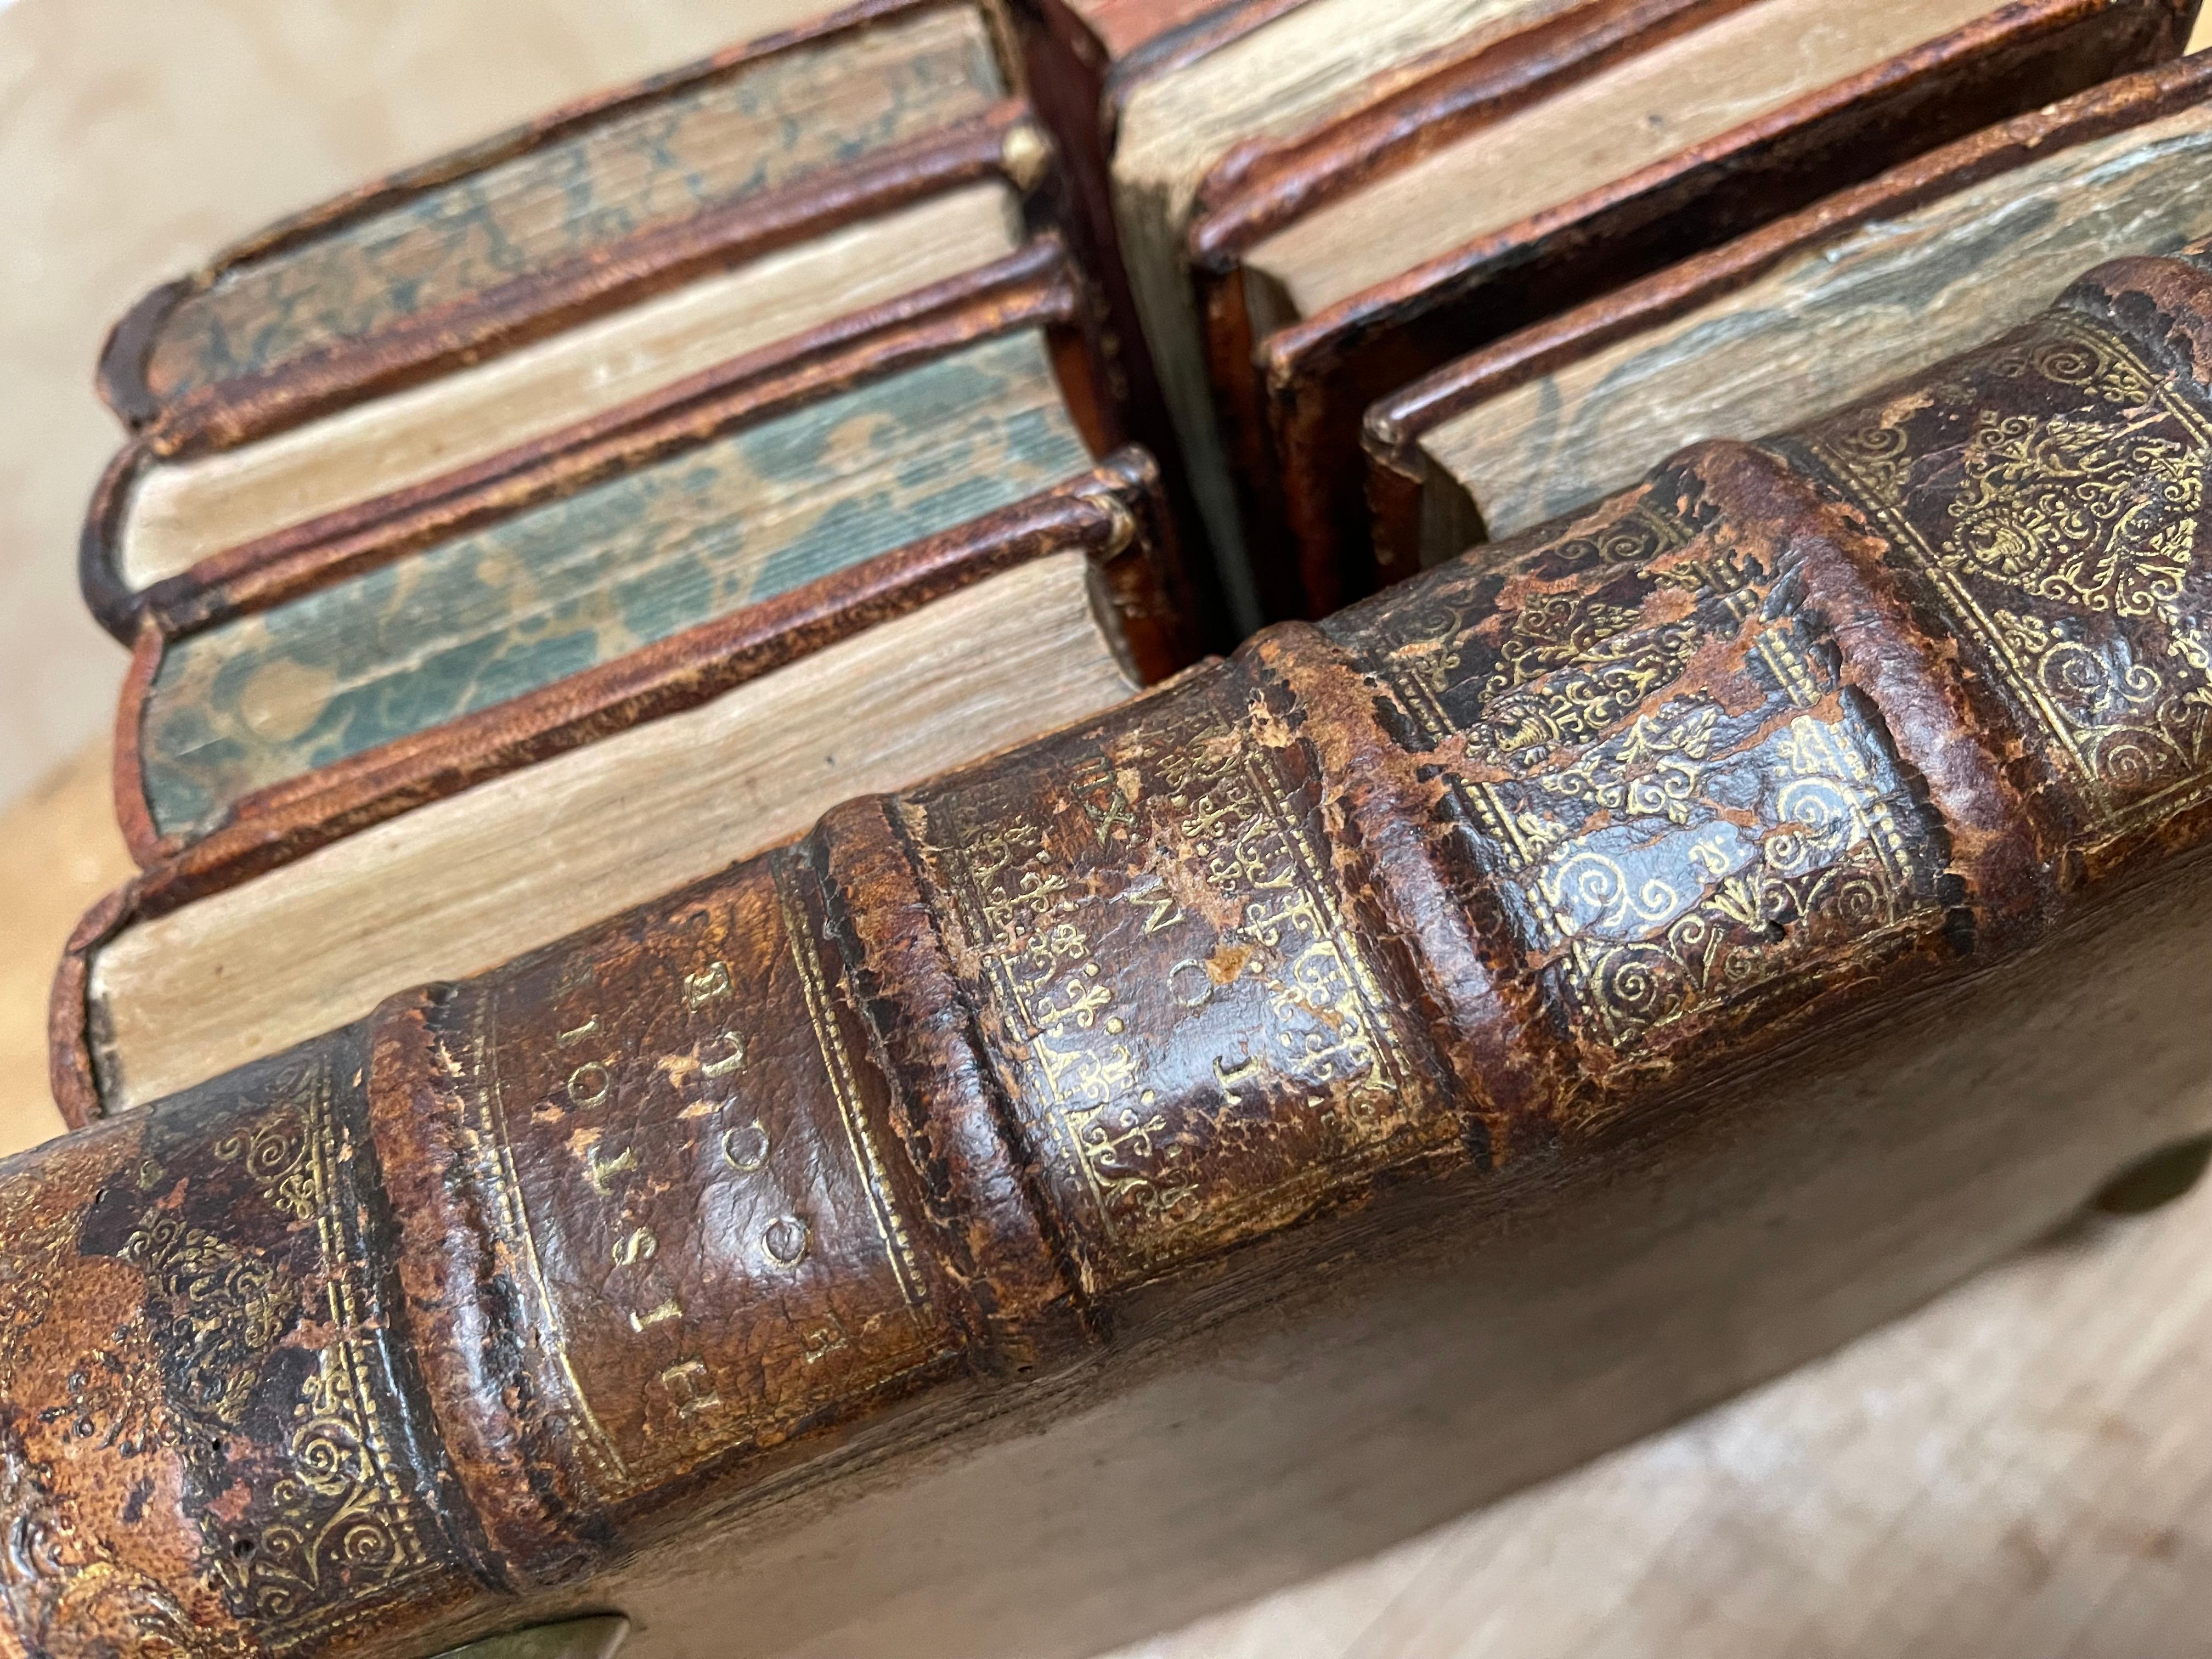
<box><xmin>2</xmin><ymin>5</ymin><xmax>2210</xmax><ymax>1655</ymax></box>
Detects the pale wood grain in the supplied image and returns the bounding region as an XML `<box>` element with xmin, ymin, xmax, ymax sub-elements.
<box><xmin>1251</xmin><ymin>0</ymin><xmax>2001</xmax><ymax>314</ymax></box>
<box><xmin>0</xmin><ymin>0</ymin><xmax>870</xmax><ymax>805</ymax></box>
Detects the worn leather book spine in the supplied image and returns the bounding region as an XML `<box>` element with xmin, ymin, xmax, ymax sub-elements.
<box><xmin>1192</xmin><ymin>0</ymin><xmax>2195</xmax><ymax>620</ymax></box>
<box><xmin>16</xmin><ymin>250</ymin><xmax>2212</xmax><ymax>1656</ymax></box>
<box><xmin>103</xmin><ymin>240</ymin><xmax>1194</xmax><ymax>871</ymax></box>
<box><xmin>1361</xmin><ymin>50</ymin><xmax>2212</xmax><ymax>573</ymax></box>
<box><xmin>96</xmin><ymin>237</ymin><xmax>1119</xmax><ymax>645</ymax></box>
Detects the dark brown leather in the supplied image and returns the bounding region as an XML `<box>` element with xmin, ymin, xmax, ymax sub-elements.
<box><xmin>13</xmin><ymin>250</ymin><xmax>2212</xmax><ymax>1657</ymax></box>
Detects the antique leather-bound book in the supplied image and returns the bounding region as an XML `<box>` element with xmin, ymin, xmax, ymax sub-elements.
<box><xmin>82</xmin><ymin>0</ymin><xmax>1284</xmax><ymax>651</ymax></box>
<box><xmin>106</xmin><ymin>239</ymin><xmax>1188</xmax><ymax>866</ymax></box>
<box><xmin>1018</xmin><ymin>0</ymin><xmax>1623</xmax><ymax>627</ymax></box>
<box><xmin>1181</xmin><ymin>0</ymin><xmax>2197</xmax><ymax>617</ymax></box>
<box><xmin>1365</xmin><ymin>51</ymin><xmax>2212</xmax><ymax>570</ymax></box>
<box><xmin>61</xmin><ymin>455</ymin><xmax>1175</xmax><ymax>1119</ymax></box>
<box><xmin>15</xmin><ymin>244</ymin><xmax>2212</xmax><ymax>1658</ymax></box>
<box><xmin>63</xmin><ymin>252</ymin><xmax>1198</xmax><ymax>1113</ymax></box>
<box><xmin>82</xmin><ymin>0</ymin><xmax>1093</xmax><ymax>637</ymax></box>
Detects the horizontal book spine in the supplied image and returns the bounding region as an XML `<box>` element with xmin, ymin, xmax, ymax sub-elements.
<box><xmin>13</xmin><ymin>251</ymin><xmax>2212</xmax><ymax>1654</ymax></box>
<box><xmin>1358</xmin><ymin>49</ymin><xmax>2212</xmax><ymax>572</ymax></box>
<box><xmin>97</xmin><ymin>244</ymin><xmax>1172</xmax><ymax>872</ymax></box>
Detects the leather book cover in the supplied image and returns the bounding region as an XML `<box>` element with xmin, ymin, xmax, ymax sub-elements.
<box><xmin>1182</xmin><ymin>0</ymin><xmax>2197</xmax><ymax>619</ymax></box>
<box><xmin>104</xmin><ymin>239</ymin><xmax>1198</xmax><ymax>872</ymax></box>
<box><xmin>15</xmin><ymin>240</ymin><xmax>2212</xmax><ymax>1659</ymax></box>
<box><xmin>1363</xmin><ymin>50</ymin><xmax>2212</xmax><ymax>572</ymax></box>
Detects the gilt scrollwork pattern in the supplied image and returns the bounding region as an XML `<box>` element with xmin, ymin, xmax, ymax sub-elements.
<box><xmin>186</xmin><ymin>1059</ymin><xmax>441</xmax><ymax>1640</ymax></box>
<box><xmin>1342</xmin><ymin>478</ymin><xmax>1945</xmax><ymax>1060</ymax></box>
<box><xmin>1793</xmin><ymin>311</ymin><xmax>2212</xmax><ymax>832</ymax></box>
<box><xmin>120</xmin><ymin>1212</ymin><xmax>290</xmax><ymax>1429</ymax></box>
<box><xmin>38</xmin><ymin>1045</ymin><xmax>454</xmax><ymax>1651</ymax></box>
<box><xmin>915</xmin><ymin>687</ymin><xmax>1443</xmax><ymax>1278</ymax></box>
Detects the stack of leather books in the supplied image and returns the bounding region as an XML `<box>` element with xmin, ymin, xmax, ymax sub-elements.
<box><xmin>11</xmin><ymin>3</ymin><xmax>2212</xmax><ymax>1656</ymax></box>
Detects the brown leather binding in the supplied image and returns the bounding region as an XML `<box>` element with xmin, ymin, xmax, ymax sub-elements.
<box><xmin>18</xmin><ymin>249</ymin><xmax>2212</xmax><ymax>1658</ymax></box>
<box><xmin>1362</xmin><ymin>49</ymin><xmax>2212</xmax><ymax>573</ymax></box>
<box><xmin>1005</xmin><ymin>0</ymin><xmax>1298</xmax><ymax>642</ymax></box>
<box><xmin>1186</xmin><ymin>0</ymin><xmax>2196</xmax><ymax>619</ymax></box>
<box><xmin>65</xmin><ymin>449</ymin><xmax>1186</xmax><ymax>1124</ymax></box>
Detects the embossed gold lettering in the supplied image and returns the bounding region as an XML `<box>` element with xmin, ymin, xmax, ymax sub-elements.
<box><xmin>629</xmin><ymin>1297</ymin><xmax>684</xmax><ymax>1333</ymax></box>
<box><xmin>683</xmin><ymin>961</ymin><xmax>733</xmax><ymax>1007</ymax></box>
<box><xmin>566</xmin><ymin>1062</ymin><xmax>612</xmax><ymax>1110</ymax></box>
<box><xmin>1169</xmin><ymin>958</ymin><xmax>1215</xmax><ymax>1008</ymax></box>
<box><xmin>699</xmin><ymin>1030</ymin><xmax>748</xmax><ymax>1079</ymax></box>
<box><xmin>586</xmin><ymin>1146</ymin><xmax>637</xmax><ymax>1194</ymax></box>
<box><xmin>1120</xmin><ymin>878</ymin><xmax>1183</xmax><ymax>935</ymax></box>
<box><xmin>611</xmin><ymin>1227</ymin><xmax>658</xmax><ymax>1268</ymax></box>
<box><xmin>557</xmin><ymin>1015</ymin><xmax>603</xmax><ymax>1048</ymax></box>
<box><xmin>1213</xmin><ymin>1054</ymin><xmax>1260</xmax><ymax>1108</ymax></box>
<box><xmin>762</xmin><ymin>1216</ymin><xmax>811</xmax><ymax>1268</ymax></box>
<box><xmin>658</xmin><ymin>1359</ymin><xmax>723</xmax><ymax>1418</ymax></box>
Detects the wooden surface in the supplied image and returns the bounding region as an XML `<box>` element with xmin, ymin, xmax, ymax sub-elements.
<box><xmin>0</xmin><ymin>746</ymin><xmax>134</xmax><ymax>1159</ymax></box>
